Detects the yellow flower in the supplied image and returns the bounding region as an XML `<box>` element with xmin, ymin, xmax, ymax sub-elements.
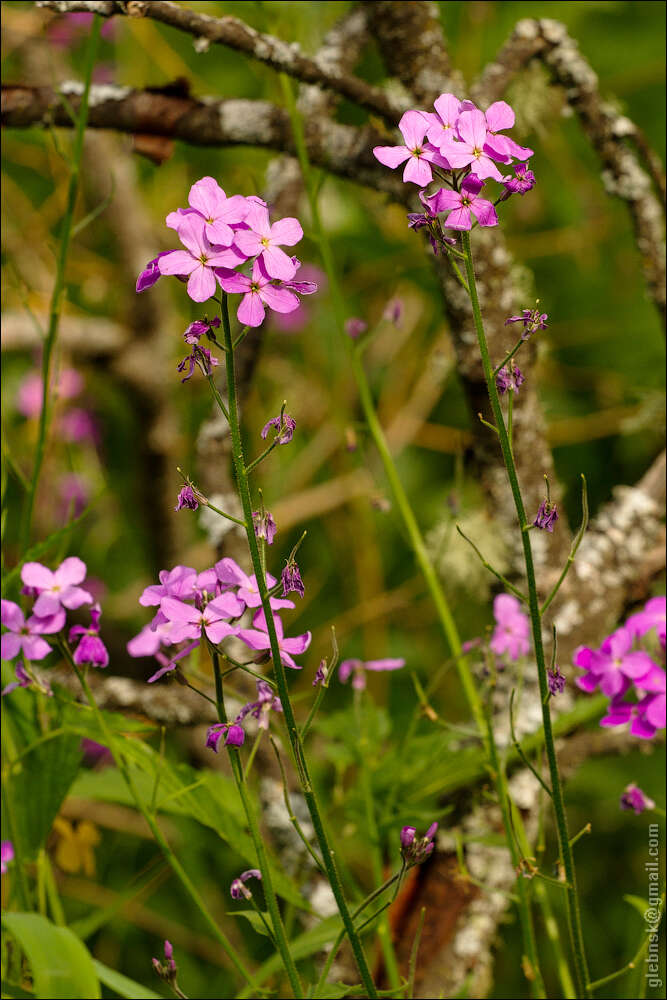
<box><xmin>52</xmin><ymin>817</ymin><xmax>101</xmax><ymax>877</ymax></box>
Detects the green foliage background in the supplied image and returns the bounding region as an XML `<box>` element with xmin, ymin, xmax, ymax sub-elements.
<box><xmin>1</xmin><ymin>2</ymin><xmax>665</xmax><ymax>998</ymax></box>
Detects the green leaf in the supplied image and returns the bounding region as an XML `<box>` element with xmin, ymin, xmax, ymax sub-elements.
<box><xmin>623</xmin><ymin>893</ymin><xmax>650</xmax><ymax>918</ymax></box>
<box><xmin>2</xmin><ymin>913</ymin><xmax>101</xmax><ymax>999</ymax></box>
<box><xmin>92</xmin><ymin>960</ymin><xmax>161</xmax><ymax>999</ymax></box>
<box><xmin>8</xmin><ymin>733</ymin><xmax>82</xmax><ymax>860</ymax></box>
<box><xmin>227</xmin><ymin>910</ymin><xmax>272</xmax><ymax>938</ymax></box>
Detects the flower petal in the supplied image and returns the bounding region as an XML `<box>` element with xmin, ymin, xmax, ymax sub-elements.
<box><xmin>237</xmin><ymin>291</ymin><xmax>266</xmax><ymax>327</ymax></box>
<box><xmin>373</xmin><ymin>145</ymin><xmax>411</xmax><ymax>169</ymax></box>
<box><xmin>158</xmin><ymin>251</ymin><xmax>197</xmax><ymax>276</ymax></box>
<box><xmin>187</xmin><ymin>265</ymin><xmax>217</xmax><ymax>303</ymax></box>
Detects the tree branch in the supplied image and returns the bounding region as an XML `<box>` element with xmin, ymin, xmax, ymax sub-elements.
<box><xmin>35</xmin><ymin>0</ymin><xmax>405</xmax><ymax>122</ymax></box>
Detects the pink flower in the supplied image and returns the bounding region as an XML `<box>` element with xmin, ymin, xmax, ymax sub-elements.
<box><xmin>159</xmin><ymin>593</ymin><xmax>243</xmax><ymax>645</ymax></box>
<box><xmin>439</xmin><ymin>108</ymin><xmax>503</xmax><ymax>181</ymax></box>
<box><xmin>427</xmin><ymin>175</ymin><xmax>498</xmax><ymax>230</ymax></box>
<box><xmin>218</xmin><ymin>258</ymin><xmax>300</xmax><ymax>327</ymax></box>
<box><xmin>170</xmin><ymin>176</ymin><xmax>248</xmax><ymax>247</ymax></box>
<box><xmin>626</xmin><ymin>596</ymin><xmax>666</xmax><ymax>646</ymax></box>
<box><xmin>233</xmin><ymin>202</ymin><xmax>303</xmax><ymax>280</ymax></box>
<box><xmin>489</xmin><ymin>594</ymin><xmax>530</xmax><ymax>661</ymax></box>
<box><xmin>339</xmin><ymin>657</ymin><xmax>405</xmax><ymax>690</ymax></box>
<box><xmin>139</xmin><ymin>566</ymin><xmax>198</xmax><ymax>608</ymax></box>
<box><xmin>69</xmin><ymin>604</ymin><xmax>109</xmax><ymax>669</ymax></box>
<box><xmin>158</xmin><ymin>214</ymin><xmax>243</xmax><ymax>303</ymax></box>
<box><xmin>1</xmin><ymin>600</ymin><xmax>63</xmax><ymax>661</ymax></box>
<box><xmin>238</xmin><ymin>610</ymin><xmax>311</xmax><ymax>669</ymax></box>
<box><xmin>373</xmin><ymin>110</ymin><xmax>449</xmax><ymax>186</ymax></box>
<box><xmin>575</xmin><ymin>627</ymin><xmax>656</xmax><ymax>698</ymax></box>
<box><xmin>423</xmin><ymin>93</ymin><xmax>464</xmax><ymax>149</ymax></box>
<box><xmin>16</xmin><ymin>368</ymin><xmax>83</xmax><ymax>418</ymax></box>
<box><xmin>482</xmin><ymin>101</ymin><xmax>533</xmax><ymax>164</ymax></box>
<box><xmin>21</xmin><ymin>557</ymin><xmax>93</xmax><ymax>618</ymax></box>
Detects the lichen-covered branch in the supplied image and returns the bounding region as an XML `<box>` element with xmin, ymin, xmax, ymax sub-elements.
<box><xmin>472</xmin><ymin>18</ymin><xmax>666</xmax><ymax>324</ymax></box>
<box><xmin>36</xmin><ymin>0</ymin><xmax>404</xmax><ymax>122</ymax></box>
<box><xmin>1</xmin><ymin>83</ymin><xmax>403</xmax><ymax>198</ymax></box>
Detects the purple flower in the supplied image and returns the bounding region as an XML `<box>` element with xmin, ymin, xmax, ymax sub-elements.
<box><xmin>501</xmin><ymin>162</ymin><xmax>536</xmax><ymax>198</ymax></box>
<box><xmin>206</xmin><ymin>722</ymin><xmax>245</xmax><ymax>751</ymax></box>
<box><xmin>184</xmin><ymin>316</ymin><xmax>221</xmax><ymax>345</ymax></box>
<box><xmin>373</xmin><ymin>110</ymin><xmax>449</xmax><ymax>186</ymax></box>
<box><xmin>383</xmin><ymin>298</ymin><xmax>404</xmax><ymax>326</ymax></box>
<box><xmin>218</xmin><ymin>258</ymin><xmax>301</xmax><ymax>328</ymax></box>
<box><xmin>626</xmin><ymin>596</ymin><xmax>666</xmax><ymax>647</ymax></box>
<box><xmin>533</xmin><ymin>500</ymin><xmax>559</xmax><ymax>533</ymax></box>
<box><xmin>1</xmin><ymin>600</ymin><xmax>64</xmax><ymax>662</ymax></box>
<box><xmin>136</xmin><ymin>252</ymin><xmax>175</xmax><ymax>293</ymax></box>
<box><xmin>233</xmin><ymin>202</ymin><xmax>303</xmax><ymax>280</ymax></box>
<box><xmin>69</xmin><ymin>604</ymin><xmax>109</xmax><ymax>669</ymax></box>
<box><xmin>21</xmin><ymin>557</ymin><xmax>93</xmax><ymax>618</ymax></box>
<box><xmin>313</xmin><ymin>660</ymin><xmax>328</xmax><ymax>686</ymax></box>
<box><xmin>214</xmin><ymin>558</ymin><xmax>294</xmax><ymax>611</ymax></box>
<box><xmin>426</xmin><ymin>175</ymin><xmax>498</xmax><ymax>230</ymax></box>
<box><xmin>139</xmin><ymin>566</ymin><xmax>198</xmax><ymax>608</ymax></box>
<box><xmin>238</xmin><ymin>610</ymin><xmax>311</xmax><ymax>670</ymax></box>
<box><xmin>172</xmin><ymin>177</ymin><xmax>248</xmax><ymax>247</ymax></box>
<box><xmin>489</xmin><ymin>594</ymin><xmax>530</xmax><ymax>662</ymax></box>
<box><xmin>158</xmin><ymin>213</ymin><xmax>242</xmax><ymax>303</ymax></box>
<box><xmin>175</xmin><ymin>485</ymin><xmax>199</xmax><ymax>511</ymax></box>
<box><xmin>281</xmin><ymin>561</ymin><xmax>305</xmax><ymax>599</ymax></box>
<box><xmin>496</xmin><ymin>364</ymin><xmax>525</xmax><ymax>394</ymax></box>
<box><xmin>574</xmin><ymin>627</ymin><xmax>656</xmax><ymax>698</ymax></box>
<box><xmin>400</xmin><ymin>822</ymin><xmax>437</xmax><ymax>866</ymax></box>
<box><xmin>548</xmin><ymin>664</ymin><xmax>566</xmax><ymax>696</ymax></box>
<box><xmin>159</xmin><ymin>592</ymin><xmax>243</xmax><ymax>645</ymax></box>
<box><xmin>261</xmin><ymin>413</ymin><xmax>296</xmax><ymax>445</ymax></box>
<box><xmin>230</xmin><ymin>868</ymin><xmax>262</xmax><ymax>900</ymax></box>
<box><xmin>1</xmin><ymin>841</ymin><xmax>14</xmax><ymax>875</ymax></box>
<box><xmin>235</xmin><ymin>680</ymin><xmax>282</xmax><ymax>731</ymax></box>
<box><xmin>146</xmin><ymin>641</ymin><xmax>199</xmax><ymax>684</ymax></box>
<box><xmin>2</xmin><ymin>662</ymin><xmax>32</xmax><ymax>696</ymax></box>
<box><xmin>620</xmin><ymin>783</ymin><xmax>655</xmax><ymax>815</ymax></box>
<box><xmin>439</xmin><ymin>108</ymin><xmax>503</xmax><ymax>181</ymax></box>
<box><xmin>177</xmin><ymin>344</ymin><xmax>218</xmax><ymax>382</ymax></box>
<box><xmin>345</xmin><ymin>318</ymin><xmax>367</xmax><ymax>339</ymax></box>
<box><xmin>504</xmin><ymin>306</ymin><xmax>547</xmax><ymax>339</ymax></box>
<box><xmin>339</xmin><ymin>657</ymin><xmax>405</xmax><ymax>691</ymax></box>
<box><xmin>152</xmin><ymin>939</ymin><xmax>177</xmax><ymax>985</ymax></box>
<box><xmin>252</xmin><ymin>510</ymin><xmax>277</xmax><ymax>546</ymax></box>
<box><xmin>483</xmin><ymin>102</ymin><xmax>534</xmax><ymax>164</ymax></box>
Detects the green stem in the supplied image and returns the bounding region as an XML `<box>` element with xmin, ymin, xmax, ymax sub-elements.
<box><xmin>21</xmin><ymin>16</ymin><xmax>101</xmax><ymax>549</ymax></box>
<box><xmin>461</xmin><ymin>230</ymin><xmax>590</xmax><ymax>997</ymax></box>
<box><xmin>493</xmin><ymin>335</ymin><xmax>526</xmax><ymax>377</ymax></box>
<box><xmin>65</xmin><ymin>649</ymin><xmax>257</xmax><ymax>990</ymax></box>
<box><xmin>484</xmin><ymin>706</ymin><xmax>546</xmax><ymax>998</ymax></box>
<box><xmin>281</xmin><ymin>68</ymin><xmax>488</xmax><ymax>752</ymax></box>
<box><xmin>534</xmin><ymin>878</ymin><xmax>576</xmax><ymax>999</ymax></box>
<box><xmin>209</xmin><ymin>652</ymin><xmax>304</xmax><ymax>1000</ymax></box>
<box><xmin>356</xmin><ymin>693</ymin><xmax>401</xmax><ymax>993</ymax></box>
<box><xmin>219</xmin><ymin>296</ymin><xmax>378</xmax><ymax>999</ymax></box>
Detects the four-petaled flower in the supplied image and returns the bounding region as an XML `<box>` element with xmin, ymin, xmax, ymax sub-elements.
<box><xmin>489</xmin><ymin>594</ymin><xmax>530</xmax><ymax>662</ymax></box>
<box><xmin>501</xmin><ymin>162</ymin><xmax>536</xmax><ymax>198</ymax></box>
<box><xmin>218</xmin><ymin>259</ymin><xmax>300</xmax><ymax>327</ymax></box>
<box><xmin>373</xmin><ymin>110</ymin><xmax>449</xmax><ymax>186</ymax></box>
<box><xmin>261</xmin><ymin>413</ymin><xmax>296</xmax><ymax>445</ymax></box>
<box><xmin>1</xmin><ymin>600</ymin><xmax>63</xmax><ymax>662</ymax></box>
<box><xmin>426</xmin><ymin>175</ymin><xmax>498</xmax><ymax>230</ymax></box>
<box><xmin>234</xmin><ymin>202</ymin><xmax>303</xmax><ymax>280</ymax></box>
<box><xmin>21</xmin><ymin>557</ymin><xmax>93</xmax><ymax>618</ymax></box>
<box><xmin>206</xmin><ymin>721</ymin><xmax>245</xmax><ymax>751</ymax></box>
<box><xmin>158</xmin><ymin>214</ymin><xmax>242</xmax><ymax>303</ymax></box>
<box><xmin>439</xmin><ymin>109</ymin><xmax>504</xmax><ymax>181</ymax></box>
<box><xmin>175</xmin><ymin>176</ymin><xmax>248</xmax><ymax>246</ymax></box>
<box><xmin>160</xmin><ymin>593</ymin><xmax>243</xmax><ymax>645</ymax></box>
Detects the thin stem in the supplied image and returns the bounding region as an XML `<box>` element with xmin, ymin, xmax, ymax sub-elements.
<box><xmin>269</xmin><ymin>737</ymin><xmax>325</xmax><ymax>875</ymax></box>
<box><xmin>540</xmin><ymin>475</ymin><xmax>589</xmax><ymax>615</ymax></box>
<box><xmin>484</xmin><ymin>705</ymin><xmax>546</xmax><ymax>998</ymax></box>
<box><xmin>456</xmin><ymin>524</ymin><xmax>528</xmax><ymax>602</ymax></box>
<box><xmin>64</xmin><ymin>648</ymin><xmax>257</xmax><ymax>990</ymax></box>
<box><xmin>209</xmin><ymin>650</ymin><xmax>304</xmax><ymax>998</ymax></box>
<box><xmin>21</xmin><ymin>16</ymin><xmax>101</xmax><ymax>549</ymax></box>
<box><xmin>246</xmin><ymin>439</ymin><xmax>279</xmax><ymax>474</ymax></box>
<box><xmin>534</xmin><ymin>878</ymin><xmax>576</xmax><ymax>999</ymax></box>
<box><xmin>356</xmin><ymin>693</ymin><xmax>401</xmax><ymax>992</ymax></box>
<box><xmin>462</xmin><ymin>230</ymin><xmax>590</xmax><ymax>997</ymax></box>
<box><xmin>219</xmin><ymin>295</ymin><xmax>378</xmax><ymax>999</ymax></box>
<box><xmin>493</xmin><ymin>336</ymin><xmax>526</xmax><ymax>377</ymax></box>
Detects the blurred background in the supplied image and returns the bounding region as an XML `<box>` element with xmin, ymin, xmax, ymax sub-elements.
<box><xmin>1</xmin><ymin>3</ymin><xmax>665</xmax><ymax>998</ymax></box>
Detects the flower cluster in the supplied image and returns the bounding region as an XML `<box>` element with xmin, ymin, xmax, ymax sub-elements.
<box><xmin>127</xmin><ymin>558</ymin><xmax>311</xmax><ymax>746</ymax></box>
<box><xmin>1</xmin><ymin>559</ymin><xmax>107</xmax><ymax>680</ymax></box>
<box><xmin>575</xmin><ymin>597</ymin><xmax>665</xmax><ymax>740</ymax></box>
<box><xmin>136</xmin><ymin>177</ymin><xmax>317</xmax><ymax>330</ymax></box>
<box><xmin>151</xmin><ymin>940</ymin><xmax>178</xmax><ymax>991</ymax></box>
<box><xmin>373</xmin><ymin>95</ymin><xmax>534</xmax><ymax>238</ymax></box>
